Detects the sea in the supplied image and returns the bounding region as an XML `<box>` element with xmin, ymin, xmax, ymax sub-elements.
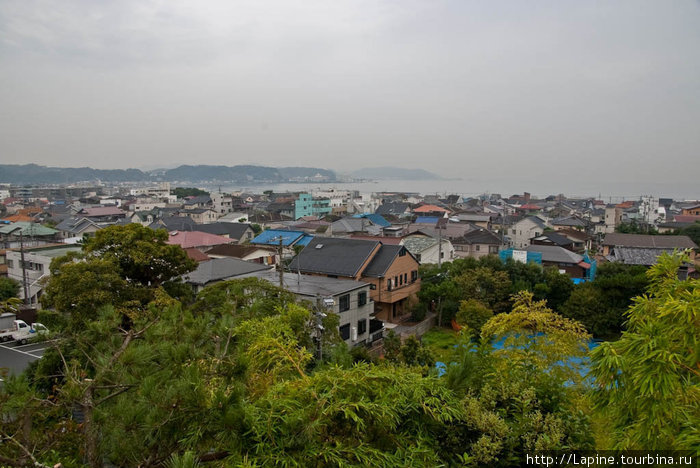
<box><xmin>207</xmin><ymin>178</ymin><xmax>700</xmax><ymax>202</ymax></box>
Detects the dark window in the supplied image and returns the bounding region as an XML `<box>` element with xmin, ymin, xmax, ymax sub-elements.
<box><xmin>339</xmin><ymin>294</ymin><xmax>350</xmax><ymax>312</ymax></box>
<box><xmin>358</xmin><ymin>319</ymin><xmax>367</xmax><ymax>335</ymax></box>
<box><xmin>411</xmin><ymin>270</ymin><xmax>418</xmax><ymax>282</ymax></box>
<box><xmin>399</xmin><ymin>274</ymin><xmax>403</xmax><ymax>286</ymax></box>
<box><xmin>398</xmin><ymin>248</ymin><xmax>406</xmax><ymax>257</ymax></box>
<box><xmin>370</xmin><ymin>284</ymin><xmax>377</xmax><ymax>290</ymax></box>
<box><xmin>394</xmin><ymin>276</ymin><xmax>398</xmax><ymax>286</ymax></box>
<box><xmin>387</xmin><ymin>279</ymin><xmax>392</xmax><ymax>291</ymax></box>
<box><xmin>475</xmin><ymin>245</ymin><xmax>480</xmax><ymax>251</ymax></box>
<box><xmin>404</xmin><ymin>273</ymin><xmax>407</xmax><ymax>284</ymax></box>
<box><xmin>340</xmin><ymin>324</ymin><xmax>350</xmax><ymax>340</ymax></box>
<box><xmin>358</xmin><ymin>291</ymin><xmax>367</xmax><ymax>306</ymax></box>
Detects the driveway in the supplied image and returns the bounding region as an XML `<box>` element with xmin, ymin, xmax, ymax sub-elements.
<box><xmin>0</xmin><ymin>341</ymin><xmax>51</xmax><ymax>380</ymax></box>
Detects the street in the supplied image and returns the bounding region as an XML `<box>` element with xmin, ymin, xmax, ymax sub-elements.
<box><xmin>0</xmin><ymin>340</ymin><xmax>51</xmax><ymax>380</ymax></box>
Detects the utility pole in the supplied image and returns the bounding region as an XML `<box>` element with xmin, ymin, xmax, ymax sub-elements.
<box><xmin>19</xmin><ymin>231</ymin><xmax>29</xmax><ymax>305</ymax></box>
<box><xmin>315</xmin><ymin>295</ymin><xmax>325</xmax><ymax>361</ymax></box>
<box><xmin>437</xmin><ymin>222</ymin><xmax>442</xmax><ymax>268</ymax></box>
<box><xmin>277</xmin><ymin>236</ymin><xmax>284</xmax><ymax>288</ymax></box>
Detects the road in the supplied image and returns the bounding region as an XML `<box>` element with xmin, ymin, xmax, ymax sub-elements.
<box><xmin>0</xmin><ymin>340</ymin><xmax>51</xmax><ymax>380</ymax></box>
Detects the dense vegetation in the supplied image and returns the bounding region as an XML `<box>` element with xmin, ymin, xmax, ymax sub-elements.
<box><xmin>417</xmin><ymin>257</ymin><xmax>648</xmax><ymax>338</ymax></box>
<box><xmin>0</xmin><ymin>227</ymin><xmax>697</xmax><ymax>466</ymax></box>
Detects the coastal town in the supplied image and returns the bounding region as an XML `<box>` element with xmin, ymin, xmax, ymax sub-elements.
<box><xmin>1</xmin><ymin>179</ymin><xmax>697</xmax><ymax>354</ymax></box>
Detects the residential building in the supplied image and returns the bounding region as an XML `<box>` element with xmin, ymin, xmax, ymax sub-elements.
<box><xmin>510</xmin><ymin>216</ymin><xmax>547</xmax><ymax>249</ymax></box>
<box><xmin>402</xmin><ymin>235</ymin><xmax>454</xmax><ymax>264</ymax></box>
<box><xmin>452</xmin><ymin>229</ymin><xmax>502</xmax><ymax>259</ymax></box>
<box><xmin>604</xmin><ymin>205</ymin><xmax>623</xmax><ymax>233</ymax></box>
<box><xmin>250</xmin><ymin>229</ymin><xmax>314</xmax><ymax>257</ymax></box>
<box><xmin>195</xmin><ymin>222</ymin><xmax>255</xmax><ymax>244</ymax></box>
<box><xmin>243</xmin><ymin>270</ymin><xmax>381</xmax><ymax>347</ymax></box>
<box><xmin>178</xmin><ymin>208</ymin><xmax>218</xmax><ymax>225</ymax></box>
<box><xmin>206</xmin><ymin>244</ymin><xmax>278</xmax><ymax>265</ymax></box>
<box><xmin>289</xmin><ymin>237</ymin><xmax>421</xmax><ymax>323</ymax></box>
<box><xmin>681</xmin><ymin>204</ymin><xmax>700</xmax><ymax>216</ymax></box>
<box><xmin>524</xmin><ymin>245</ymin><xmax>594</xmax><ymax>279</ymax></box>
<box><xmin>6</xmin><ymin>244</ymin><xmax>82</xmax><ymax>305</ymax></box>
<box><xmin>294</xmin><ymin>193</ymin><xmax>332</xmax><ymax>220</ymax></box>
<box><xmin>183</xmin><ymin>257</ymin><xmax>272</xmax><ymax>293</ymax></box>
<box><xmin>166</xmin><ymin>231</ymin><xmax>234</xmax><ymax>252</ymax></box>
<box><xmin>601</xmin><ymin>233</ymin><xmax>697</xmax><ymax>265</ymax></box>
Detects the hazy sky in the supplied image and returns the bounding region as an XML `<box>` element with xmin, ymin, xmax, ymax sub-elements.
<box><xmin>1</xmin><ymin>1</ymin><xmax>699</xmax><ymax>186</ymax></box>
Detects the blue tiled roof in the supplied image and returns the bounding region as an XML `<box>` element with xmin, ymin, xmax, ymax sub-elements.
<box><xmin>251</xmin><ymin>229</ymin><xmax>311</xmax><ymax>246</ymax></box>
<box><xmin>415</xmin><ymin>216</ymin><xmax>439</xmax><ymax>224</ymax></box>
<box><xmin>352</xmin><ymin>213</ymin><xmax>391</xmax><ymax>228</ymax></box>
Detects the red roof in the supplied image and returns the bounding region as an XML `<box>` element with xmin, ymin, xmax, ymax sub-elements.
<box><xmin>413</xmin><ymin>204</ymin><xmax>450</xmax><ymax>213</ymax></box>
<box><xmin>2</xmin><ymin>214</ymin><xmax>34</xmax><ymax>222</ymax></box>
<box><xmin>518</xmin><ymin>204</ymin><xmax>541</xmax><ymax>210</ymax></box>
<box><xmin>167</xmin><ymin>230</ymin><xmax>234</xmax><ymax>249</ymax></box>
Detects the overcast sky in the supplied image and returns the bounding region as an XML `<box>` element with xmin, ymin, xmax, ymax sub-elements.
<box><xmin>1</xmin><ymin>1</ymin><xmax>699</xmax><ymax>187</ymax></box>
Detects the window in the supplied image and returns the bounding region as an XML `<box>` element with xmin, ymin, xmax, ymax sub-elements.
<box><xmin>387</xmin><ymin>279</ymin><xmax>392</xmax><ymax>291</ymax></box>
<box><xmin>358</xmin><ymin>319</ymin><xmax>367</xmax><ymax>335</ymax></box>
<box><xmin>370</xmin><ymin>283</ymin><xmax>377</xmax><ymax>290</ymax></box>
<box><xmin>403</xmin><ymin>273</ymin><xmax>407</xmax><ymax>284</ymax></box>
<box><xmin>358</xmin><ymin>291</ymin><xmax>367</xmax><ymax>306</ymax></box>
<box><xmin>416</xmin><ymin>254</ymin><xmax>422</xmax><ymax>262</ymax></box>
<box><xmin>475</xmin><ymin>245</ymin><xmax>480</xmax><ymax>251</ymax></box>
<box><xmin>399</xmin><ymin>275</ymin><xmax>403</xmax><ymax>286</ymax></box>
<box><xmin>340</xmin><ymin>324</ymin><xmax>350</xmax><ymax>340</ymax></box>
<box><xmin>339</xmin><ymin>294</ymin><xmax>350</xmax><ymax>312</ymax></box>
<box><xmin>398</xmin><ymin>248</ymin><xmax>406</xmax><ymax>257</ymax></box>
<box><xmin>411</xmin><ymin>270</ymin><xmax>418</xmax><ymax>282</ymax></box>
<box><xmin>7</xmin><ymin>259</ymin><xmax>13</xmax><ymax>269</ymax></box>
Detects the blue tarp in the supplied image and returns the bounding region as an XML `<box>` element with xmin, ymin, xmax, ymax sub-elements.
<box><xmin>251</xmin><ymin>229</ymin><xmax>311</xmax><ymax>247</ymax></box>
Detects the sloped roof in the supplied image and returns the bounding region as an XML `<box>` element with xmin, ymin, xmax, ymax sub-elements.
<box><xmin>150</xmin><ymin>216</ymin><xmax>197</xmax><ymax>231</ymax></box>
<box><xmin>56</xmin><ymin>216</ymin><xmax>102</xmax><ymax>234</ymax></box>
<box><xmin>0</xmin><ymin>222</ymin><xmax>57</xmax><ymax>237</ymax></box>
<box><xmin>184</xmin><ymin>247</ymin><xmax>210</xmax><ymax>262</ymax></box>
<box><xmin>456</xmin><ymin>213</ymin><xmax>492</xmax><ymax>223</ymax></box>
<box><xmin>352</xmin><ymin>213</ymin><xmax>391</xmax><ymax>227</ymax></box>
<box><xmin>251</xmin><ymin>229</ymin><xmax>312</xmax><ymax>247</ymax></box>
<box><xmin>602</xmin><ymin>233</ymin><xmax>697</xmax><ymax>249</ymax></box>
<box><xmin>289</xmin><ymin>237</ymin><xmax>380</xmax><ymax>277</ymax></box>
<box><xmin>78</xmin><ymin>206</ymin><xmax>125</xmax><ymax>217</ymax></box>
<box><xmin>242</xmin><ymin>270</ymin><xmax>369</xmax><ymax>298</ymax></box>
<box><xmin>196</xmin><ymin>222</ymin><xmax>252</xmax><ymax>239</ymax></box>
<box><xmin>532</xmin><ymin>232</ymin><xmax>574</xmax><ymax>247</ymax></box>
<box><xmin>205</xmin><ymin>244</ymin><xmax>274</xmax><ymax>258</ymax></box>
<box><xmin>349</xmin><ymin>235</ymin><xmax>403</xmax><ymax>245</ymax></box>
<box><xmin>363</xmin><ymin>244</ymin><xmax>416</xmax><ymax>277</ymax></box>
<box><xmin>552</xmin><ymin>216</ymin><xmax>588</xmax><ymax>227</ymax></box>
<box><xmin>525</xmin><ymin>245</ymin><xmax>584</xmax><ymax>264</ymax></box>
<box><xmin>608</xmin><ymin>247</ymin><xmax>677</xmax><ymax>266</ymax></box>
<box><xmin>456</xmin><ymin>229</ymin><xmax>502</xmax><ymax>245</ymax></box>
<box><xmin>413</xmin><ymin>204</ymin><xmax>450</xmax><ymax>213</ymax></box>
<box><xmin>183</xmin><ymin>195</ymin><xmax>212</xmax><ymax>206</ymax></box>
<box><xmin>184</xmin><ymin>257</ymin><xmax>271</xmax><ymax>286</ymax></box>
<box><xmin>402</xmin><ymin>236</ymin><xmax>439</xmax><ymax>254</ymax></box>
<box><xmin>375</xmin><ymin>202</ymin><xmax>410</xmax><ymax>216</ymax></box>
<box><xmin>167</xmin><ymin>231</ymin><xmax>234</xmax><ymax>249</ymax></box>
<box><xmin>414</xmin><ymin>216</ymin><xmax>440</xmax><ymax>225</ymax></box>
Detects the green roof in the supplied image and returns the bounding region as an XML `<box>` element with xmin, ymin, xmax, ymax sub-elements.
<box><xmin>0</xmin><ymin>222</ymin><xmax>57</xmax><ymax>236</ymax></box>
<box><xmin>27</xmin><ymin>245</ymin><xmax>82</xmax><ymax>258</ymax></box>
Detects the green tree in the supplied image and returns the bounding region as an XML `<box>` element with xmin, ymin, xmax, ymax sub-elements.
<box><xmin>455</xmin><ymin>266</ymin><xmax>511</xmax><ymax>313</ymax></box>
<box><xmin>455</xmin><ymin>299</ymin><xmax>493</xmax><ymax>335</ymax></box>
<box><xmin>0</xmin><ymin>277</ymin><xmax>20</xmax><ymax>302</ymax></box>
<box><xmin>172</xmin><ymin>187</ymin><xmax>209</xmax><ymax>198</ymax></box>
<box><xmin>83</xmin><ymin>224</ymin><xmax>196</xmax><ymax>287</ymax></box>
<box><xmin>590</xmin><ymin>252</ymin><xmax>700</xmax><ymax>450</ymax></box>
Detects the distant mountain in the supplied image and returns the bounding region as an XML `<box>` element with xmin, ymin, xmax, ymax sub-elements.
<box><xmin>0</xmin><ymin>164</ymin><xmax>149</xmax><ymax>184</ymax></box>
<box><xmin>349</xmin><ymin>167</ymin><xmax>443</xmax><ymax>180</ymax></box>
<box><xmin>0</xmin><ymin>164</ymin><xmax>336</xmax><ymax>185</ymax></box>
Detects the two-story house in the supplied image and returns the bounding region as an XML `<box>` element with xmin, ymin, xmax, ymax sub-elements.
<box><xmin>288</xmin><ymin>237</ymin><xmax>421</xmax><ymax>324</ymax></box>
<box><xmin>243</xmin><ymin>270</ymin><xmax>382</xmax><ymax>348</ymax></box>
<box><xmin>510</xmin><ymin>216</ymin><xmax>548</xmax><ymax>249</ymax></box>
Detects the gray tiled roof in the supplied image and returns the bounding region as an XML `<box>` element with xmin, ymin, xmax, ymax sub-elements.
<box><xmin>196</xmin><ymin>222</ymin><xmax>252</xmax><ymax>239</ymax></box>
<box><xmin>184</xmin><ymin>257</ymin><xmax>271</xmax><ymax>286</ymax></box>
<box><xmin>608</xmin><ymin>247</ymin><xmax>676</xmax><ymax>266</ymax></box>
<box><xmin>602</xmin><ymin>233</ymin><xmax>697</xmax><ymax>249</ymax></box>
<box><xmin>525</xmin><ymin>245</ymin><xmax>583</xmax><ymax>264</ymax></box>
<box><xmin>363</xmin><ymin>244</ymin><xmax>411</xmax><ymax>277</ymax></box>
<box><xmin>289</xmin><ymin>237</ymin><xmax>380</xmax><ymax>277</ymax></box>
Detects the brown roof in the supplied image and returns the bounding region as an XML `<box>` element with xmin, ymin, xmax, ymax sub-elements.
<box><xmin>167</xmin><ymin>231</ymin><xmax>234</xmax><ymax>249</ymax></box>
<box><xmin>602</xmin><ymin>233</ymin><xmax>697</xmax><ymax>249</ymax></box>
<box><xmin>185</xmin><ymin>248</ymin><xmax>210</xmax><ymax>263</ymax></box>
